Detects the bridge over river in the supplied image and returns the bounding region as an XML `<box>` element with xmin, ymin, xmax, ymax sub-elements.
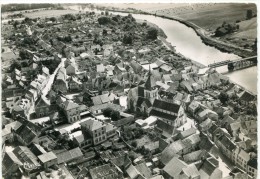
<box><xmin>208</xmin><ymin>56</ymin><xmax>257</xmax><ymax>71</ymax></box>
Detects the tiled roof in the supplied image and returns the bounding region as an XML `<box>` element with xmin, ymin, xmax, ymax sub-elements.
<box><xmin>56</xmin><ymin>147</ymin><xmax>83</xmax><ymax>164</ymax></box>
<box><xmin>38</xmin><ymin>151</ymin><xmax>57</xmax><ymax>163</ymax></box>
<box><xmin>153</xmin><ymin>99</ymin><xmax>180</xmax><ymax>113</ymax></box>
<box><xmin>80</xmin><ymin>119</ymin><xmax>105</xmax><ymax>131</ymax></box>
<box><xmin>63</xmin><ymin>100</ymin><xmax>79</xmax><ymax>110</ymax></box>
<box><xmin>163</xmin><ymin>157</ymin><xmax>188</xmax><ymax>177</ymax></box>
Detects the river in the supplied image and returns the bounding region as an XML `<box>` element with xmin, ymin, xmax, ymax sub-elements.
<box><xmin>116</xmin><ymin>12</ymin><xmax>257</xmax><ymax>94</ymax></box>
<box><xmin>73</xmin><ymin>6</ymin><xmax>256</xmax><ymax>94</ymax></box>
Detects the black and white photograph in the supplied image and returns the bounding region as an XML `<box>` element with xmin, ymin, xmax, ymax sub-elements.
<box><xmin>1</xmin><ymin>2</ymin><xmax>258</xmax><ymax>179</ymax></box>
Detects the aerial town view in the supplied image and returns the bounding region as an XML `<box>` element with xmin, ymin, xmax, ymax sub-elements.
<box><xmin>1</xmin><ymin>3</ymin><xmax>257</xmax><ymax>179</ymax></box>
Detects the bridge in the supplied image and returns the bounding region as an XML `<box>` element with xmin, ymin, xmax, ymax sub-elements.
<box><xmin>208</xmin><ymin>56</ymin><xmax>257</xmax><ymax>71</ymax></box>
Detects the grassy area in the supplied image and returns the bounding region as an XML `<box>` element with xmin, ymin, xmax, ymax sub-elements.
<box><xmin>150</xmin><ymin>3</ymin><xmax>257</xmax><ymax>32</ymax></box>
<box><xmin>23</xmin><ymin>9</ymin><xmax>79</xmax><ymax>18</ymax></box>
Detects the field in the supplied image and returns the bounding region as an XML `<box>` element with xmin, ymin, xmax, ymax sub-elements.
<box><xmin>23</xmin><ymin>9</ymin><xmax>79</xmax><ymax>18</ymax></box>
<box><xmin>149</xmin><ymin>3</ymin><xmax>257</xmax><ymax>32</ymax></box>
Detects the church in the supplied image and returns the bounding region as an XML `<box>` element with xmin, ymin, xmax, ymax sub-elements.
<box><xmin>127</xmin><ymin>69</ymin><xmax>186</xmax><ymax>128</ymax></box>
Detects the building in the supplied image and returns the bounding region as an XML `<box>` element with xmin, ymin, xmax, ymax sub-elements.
<box><xmin>38</xmin><ymin>151</ymin><xmax>58</xmax><ymax>168</ymax></box>
<box><xmin>35</xmin><ymin>96</ymin><xmax>50</xmax><ymax>118</ymax></box>
<box><xmin>53</xmin><ymin>67</ymin><xmax>68</xmax><ymax>93</ymax></box>
<box><xmin>80</xmin><ymin>119</ymin><xmax>117</xmax><ymax>146</ymax></box>
<box><xmin>127</xmin><ymin>68</ymin><xmax>158</xmax><ymax>115</ymax></box>
<box><xmin>150</xmin><ymin>99</ymin><xmax>186</xmax><ymax>127</ymax></box>
<box><xmin>247</xmin><ymin>158</ymin><xmax>257</xmax><ymax>179</ymax></box>
<box><xmin>60</xmin><ymin>100</ymin><xmax>80</xmax><ymax>123</ymax></box>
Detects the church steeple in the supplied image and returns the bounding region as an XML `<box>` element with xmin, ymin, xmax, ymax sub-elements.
<box><xmin>144</xmin><ymin>65</ymin><xmax>156</xmax><ymax>90</ymax></box>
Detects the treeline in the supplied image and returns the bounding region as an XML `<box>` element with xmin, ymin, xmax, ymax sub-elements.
<box><xmin>1</xmin><ymin>4</ymin><xmax>56</xmax><ymax>12</ymax></box>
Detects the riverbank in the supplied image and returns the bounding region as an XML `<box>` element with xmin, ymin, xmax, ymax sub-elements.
<box><xmin>94</xmin><ymin>6</ymin><xmax>256</xmax><ymax>59</ymax></box>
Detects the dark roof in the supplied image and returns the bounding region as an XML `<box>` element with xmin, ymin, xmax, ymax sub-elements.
<box><xmin>247</xmin><ymin>158</ymin><xmax>257</xmax><ymax>169</ymax></box>
<box><xmin>156</xmin><ymin>119</ymin><xmax>174</xmax><ymax>135</ymax></box>
<box><xmin>150</xmin><ymin>109</ymin><xmax>177</xmax><ymax>121</ymax></box>
<box><xmin>153</xmin><ymin>99</ymin><xmax>180</xmax><ymax>113</ymax></box>
<box><xmin>219</xmin><ymin>135</ymin><xmax>236</xmax><ymax>151</ymax></box>
<box><xmin>208</xmin><ymin>123</ymin><xmax>218</xmax><ymax>135</ymax></box>
<box><xmin>144</xmin><ymin>72</ymin><xmax>156</xmax><ymax>90</ymax></box>
<box><xmin>238</xmin><ymin>91</ymin><xmax>255</xmax><ymax>102</ymax></box>
<box><xmin>135</xmin><ymin>162</ymin><xmax>152</xmax><ymax>178</ymax></box>
<box><xmin>137</xmin><ymin>86</ymin><xmax>144</xmax><ymax>97</ymax></box>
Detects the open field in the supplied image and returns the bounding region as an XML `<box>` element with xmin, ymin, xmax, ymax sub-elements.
<box><xmin>23</xmin><ymin>9</ymin><xmax>79</xmax><ymax>18</ymax></box>
<box><xmin>149</xmin><ymin>3</ymin><xmax>257</xmax><ymax>31</ymax></box>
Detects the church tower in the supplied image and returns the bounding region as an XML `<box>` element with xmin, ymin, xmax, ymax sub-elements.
<box><xmin>144</xmin><ymin>66</ymin><xmax>158</xmax><ymax>104</ymax></box>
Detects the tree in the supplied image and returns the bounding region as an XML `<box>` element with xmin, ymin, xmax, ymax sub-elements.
<box><xmin>101</xmin><ymin>11</ymin><xmax>104</xmax><ymax>15</ymax></box>
<box><xmin>50</xmin><ymin>17</ymin><xmax>56</xmax><ymax>22</ymax></box>
<box><xmin>98</xmin><ymin>16</ymin><xmax>110</xmax><ymax>25</ymax></box>
<box><xmin>103</xmin><ymin>108</ymin><xmax>113</xmax><ymax>118</ymax></box>
<box><xmin>111</xmin><ymin>110</ymin><xmax>121</xmax><ymax>121</ymax></box>
<box><xmin>246</xmin><ymin>9</ymin><xmax>253</xmax><ymax>20</ymax></box>
<box><xmin>123</xmin><ymin>34</ymin><xmax>133</xmax><ymax>44</ymax></box>
<box><xmin>131</xmin><ymin>141</ymin><xmax>137</xmax><ymax>148</ymax></box>
<box><xmin>219</xmin><ymin>91</ymin><xmax>229</xmax><ymax>104</ymax></box>
<box><xmin>19</xmin><ymin>50</ymin><xmax>29</xmax><ymax>60</ymax></box>
<box><xmin>147</xmin><ymin>27</ymin><xmax>158</xmax><ymax>40</ymax></box>
<box><xmin>105</xmin><ymin>10</ymin><xmax>109</xmax><ymax>16</ymax></box>
<box><xmin>103</xmin><ymin>29</ymin><xmax>107</xmax><ymax>36</ymax></box>
<box><xmin>13</xmin><ymin>20</ymin><xmax>20</xmax><ymax>29</ymax></box>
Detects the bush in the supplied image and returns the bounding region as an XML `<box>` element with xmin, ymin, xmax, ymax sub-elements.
<box><xmin>147</xmin><ymin>27</ymin><xmax>158</xmax><ymax>40</ymax></box>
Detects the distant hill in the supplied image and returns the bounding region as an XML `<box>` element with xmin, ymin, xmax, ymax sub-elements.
<box><xmin>1</xmin><ymin>4</ymin><xmax>56</xmax><ymax>12</ymax></box>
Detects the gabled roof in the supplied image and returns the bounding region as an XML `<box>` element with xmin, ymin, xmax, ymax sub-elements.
<box><xmin>56</xmin><ymin>147</ymin><xmax>83</xmax><ymax>164</ymax></box>
<box><xmin>63</xmin><ymin>100</ymin><xmax>79</xmax><ymax>110</ymax></box>
<box><xmin>163</xmin><ymin>157</ymin><xmax>188</xmax><ymax>177</ymax></box>
<box><xmin>80</xmin><ymin>119</ymin><xmax>105</xmax><ymax>131</ymax></box>
<box><xmin>153</xmin><ymin>99</ymin><xmax>180</xmax><ymax>113</ymax></box>
<box><xmin>38</xmin><ymin>151</ymin><xmax>57</xmax><ymax>163</ymax></box>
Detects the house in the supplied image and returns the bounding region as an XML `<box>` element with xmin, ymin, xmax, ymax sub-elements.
<box><xmin>2</xmin><ymin>152</ymin><xmax>23</xmax><ymax>178</ymax></box>
<box><xmin>53</xmin><ymin>67</ymin><xmax>68</xmax><ymax>93</ymax></box>
<box><xmin>215</xmin><ymin>135</ymin><xmax>236</xmax><ymax>160</ymax></box>
<box><xmin>65</xmin><ymin>63</ymin><xmax>76</xmax><ymax>76</ymax></box>
<box><xmin>155</xmin><ymin>119</ymin><xmax>175</xmax><ymax>139</ymax></box>
<box><xmin>55</xmin><ymin>147</ymin><xmax>83</xmax><ymax>164</ymax></box>
<box><xmin>199</xmin><ymin>118</ymin><xmax>213</xmax><ymax>132</ymax></box>
<box><xmin>237</xmin><ymin>90</ymin><xmax>255</xmax><ymax>105</ymax></box>
<box><xmin>177</xmin><ymin>127</ymin><xmax>197</xmax><ymax>140</ymax></box>
<box><xmin>68</xmin><ymin>76</ymin><xmax>82</xmax><ymax>91</ymax></box>
<box><xmin>150</xmin><ymin>99</ymin><xmax>186</xmax><ymax>127</ymax></box>
<box><xmin>198</xmin><ymin>158</ymin><xmax>222</xmax><ymax>179</ymax></box>
<box><xmin>232</xmin><ymin>147</ymin><xmax>251</xmax><ymax>172</ymax></box>
<box><xmin>59</xmin><ymin>100</ymin><xmax>80</xmax><ymax>123</ymax></box>
<box><xmin>35</xmin><ymin>96</ymin><xmax>50</xmax><ymax>118</ymax></box>
<box><xmin>80</xmin><ymin>119</ymin><xmax>116</xmax><ymax>146</ymax></box>
<box><xmin>89</xmin><ymin>163</ymin><xmax>123</xmax><ymax>179</ymax></box>
<box><xmin>2</xmin><ymin>121</ymin><xmax>22</xmax><ymax>142</ymax></box>
<box><xmin>71</xmin><ymin>130</ymin><xmax>92</xmax><ymax>148</ymax></box>
<box><xmin>13</xmin><ymin>120</ymin><xmax>41</xmax><ymax>146</ymax></box>
<box><xmin>38</xmin><ymin>151</ymin><xmax>58</xmax><ymax>168</ymax></box>
<box><xmin>247</xmin><ymin>158</ymin><xmax>257</xmax><ymax>179</ymax></box>
<box><xmin>162</xmin><ymin>157</ymin><xmax>188</xmax><ymax>179</ymax></box>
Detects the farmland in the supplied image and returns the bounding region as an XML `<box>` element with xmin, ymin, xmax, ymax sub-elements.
<box><xmin>23</xmin><ymin>9</ymin><xmax>79</xmax><ymax>18</ymax></box>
